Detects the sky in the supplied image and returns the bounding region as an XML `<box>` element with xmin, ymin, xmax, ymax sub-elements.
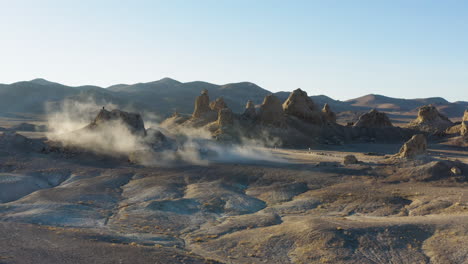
<box><xmin>0</xmin><ymin>0</ymin><xmax>467</xmax><ymax>101</ymax></box>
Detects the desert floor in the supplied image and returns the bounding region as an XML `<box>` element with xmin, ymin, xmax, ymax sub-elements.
<box><xmin>0</xmin><ymin>118</ymin><xmax>467</xmax><ymax>263</ymax></box>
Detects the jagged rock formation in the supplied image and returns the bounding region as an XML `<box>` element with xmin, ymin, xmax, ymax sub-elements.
<box><xmin>243</xmin><ymin>100</ymin><xmax>257</xmax><ymax>119</ymax></box>
<box><xmin>322</xmin><ymin>103</ymin><xmax>336</xmax><ymax>123</ymax></box>
<box><xmin>397</xmin><ymin>134</ymin><xmax>427</xmax><ymax>159</ymax></box>
<box><xmin>192</xmin><ymin>89</ymin><xmax>215</xmax><ymax>119</ymax></box>
<box><xmin>408</xmin><ymin>105</ymin><xmax>453</xmax><ymax>133</ymax></box>
<box><xmin>282</xmin><ymin>89</ymin><xmax>323</xmax><ymax>124</ymax></box>
<box><xmin>217</xmin><ymin>108</ymin><xmax>234</xmax><ymax>127</ymax></box>
<box><xmin>87</xmin><ymin>108</ymin><xmax>146</xmax><ymax>136</ymax></box>
<box><xmin>463</xmin><ymin>110</ymin><xmax>468</xmax><ymax>122</ymax></box>
<box><xmin>353</xmin><ymin>109</ymin><xmax>393</xmax><ymax>128</ymax></box>
<box><xmin>258</xmin><ymin>95</ymin><xmax>286</xmax><ymax>126</ymax></box>
<box><xmin>209</xmin><ymin>97</ymin><xmax>228</xmax><ymax>112</ymax></box>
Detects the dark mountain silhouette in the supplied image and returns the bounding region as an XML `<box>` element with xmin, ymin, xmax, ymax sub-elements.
<box><xmin>0</xmin><ymin>78</ymin><xmax>466</xmax><ymax>120</ymax></box>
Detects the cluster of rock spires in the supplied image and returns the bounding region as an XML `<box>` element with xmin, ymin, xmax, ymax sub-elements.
<box><xmin>177</xmin><ymin>88</ymin><xmax>423</xmax><ymax>146</ymax></box>
<box><xmin>169</xmin><ymin>88</ymin><xmax>468</xmax><ymax>147</ymax></box>
<box><xmin>42</xmin><ymin>88</ymin><xmax>465</xmax><ymax>153</ymax></box>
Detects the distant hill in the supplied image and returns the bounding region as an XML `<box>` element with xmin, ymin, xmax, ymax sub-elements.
<box><xmin>0</xmin><ymin>78</ymin><xmax>466</xmax><ymax>121</ymax></box>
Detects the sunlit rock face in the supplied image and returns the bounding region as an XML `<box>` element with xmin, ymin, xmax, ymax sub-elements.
<box><xmin>353</xmin><ymin>109</ymin><xmax>393</xmax><ymax>128</ymax></box>
<box><xmin>282</xmin><ymin>88</ymin><xmax>323</xmax><ymax>125</ymax></box>
<box><xmin>192</xmin><ymin>89</ymin><xmax>215</xmax><ymax>119</ymax></box>
<box><xmin>397</xmin><ymin>134</ymin><xmax>427</xmax><ymax>159</ymax></box>
<box><xmin>322</xmin><ymin>103</ymin><xmax>336</xmax><ymax>124</ymax></box>
<box><xmin>258</xmin><ymin>94</ymin><xmax>286</xmax><ymax>127</ymax></box>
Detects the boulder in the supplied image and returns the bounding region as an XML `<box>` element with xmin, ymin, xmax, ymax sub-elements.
<box><xmin>343</xmin><ymin>155</ymin><xmax>359</xmax><ymax>165</ymax></box>
<box><xmin>282</xmin><ymin>88</ymin><xmax>323</xmax><ymax>124</ymax></box>
<box><xmin>192</xmin><ymin>89</ymin><xmax>215</xmax><ymax>119</ymax></box>
<box><xmin>243</xmin><ymin>100</ymin><xmax>257</xmax><ymax>119</ymax></box>
<box><xmin>408</xmin><ymin>105</ymin><xmax>453</xmax><ymax>133</ymax></box>
<box><xmin>451</xmin><ymin>166</ymin><xmax>462</xmax><ymax>176</ymax></box>
<box><xmin>209</xmin><ymin>97</ymin><xmax>228</xmax><ymax>112</ymax></box>
<box><xmin>353</xmin><ymin>109</ymin><xmax>393</xmax><ymax>128</ymax></box>
<box><xmin>88</xmin><ymin>108</ymin><xmax>146</xmax><ymax>136</ymax></box>
<box><xmin>322</xmin><ymin>103</ymin><xmax>336</xmax><ymax>123</ymax></box>
<box><xmin>397</xmin><ymin>134</ymin><xmax>427</xmax><ymax>159</ymax></box>
<box><xmin>258</xmin><ymin>95</ymin><xmax>286</xmax><ymax>126</ymax></box>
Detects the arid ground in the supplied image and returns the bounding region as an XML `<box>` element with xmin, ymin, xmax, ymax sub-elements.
<box><xmin>1</xmin><ymin>115</ymin><xmax>467</xmax><ymax>264</ymax></box>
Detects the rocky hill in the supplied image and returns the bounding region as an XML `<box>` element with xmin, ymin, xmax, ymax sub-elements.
<box><xmin>0</xmin><ymin>78</ymin><xmax>466</xmax><ymax>120</ymax></box>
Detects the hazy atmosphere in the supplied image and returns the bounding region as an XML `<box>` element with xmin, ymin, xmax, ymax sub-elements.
<box><xmin>1</xmin><ymin>1</ymin><xmax>467</xmax><ymax>264</ymax></box>
<box><xmin>1</xmin><ymin>0</ymin><xmax>467</xmax><ymax>101</ymax></box>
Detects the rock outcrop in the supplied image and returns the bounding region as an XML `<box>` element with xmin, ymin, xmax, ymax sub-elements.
<box><xmin>192</xmin><ymin>89</ymin><xmax>215</xmax><ymax>119</ymax></box>
<box><xmin>408</xmin><ymin>105</ymin><xmax>453</xmax><ymax>133</ymax></box>
<box><xmin>461</xmin><ymin>121</ymin><xmax>468</xmax><ymax>139</ymax></box>
<box><xmin>217</xmin><ymin>108</ymin><xmax>234</xmax><ymax>127</ymax></box>
<box><xmin>210</xmin><ymin>97</ymin><xmax>228</xmax><ymax>112</ymax></box>
<box><xmin>0</xmin><ymin>131</ymin><xmax>47</xmax><ymax>153</ymax></box>
<box><xmin>282</xmin><ymin>89</ymin><xmax>323</xmax><ymax>124</ymax></box>
<box><xmin>258</xmin><ymin>95</ymin><xmax>286</xmax><ymax>126</ymax></box>
<box><xmin>88</xmin><ymin>109</ymin><xmax>146</xmax><ymax>136</ymax></box>
<box><xmin>343</xmin><ymin>155</ymin><xmax>359</xmax><ymax>165</ymax></box>
<box><xmin>462</xmin><ymin>110</ymin><xmax>468</xmax><ymax>140</ymax></box>
<box><xmin>397</xmin><ymin>134</ymin><xmax>427</xmax><ymax>159</ymax></box>
<box><xmin>243</xmin><ymin>100</ymin><xmax>257</xmax><ymax>119</ymax></box>
<box><xmin>322</xmin><ymin>103</ymin><xmax>336</xmax><ymax>123</ymax></box>
<box><xmin>353</xmin><ymin>109</ymin><xmax>393</xmax><ymax>128</ymax></box>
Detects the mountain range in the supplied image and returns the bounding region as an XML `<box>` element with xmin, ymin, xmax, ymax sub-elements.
<box><xmin>0</xmin><ymin>78</ymin><xmax>467</xmax><ymax>121</ymax></box>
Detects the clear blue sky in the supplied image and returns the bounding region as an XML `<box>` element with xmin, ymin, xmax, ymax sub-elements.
<box><xmin>1</xmin><ymin>0</ymin><xmax>467</xmax><ymax>101</ymax></box>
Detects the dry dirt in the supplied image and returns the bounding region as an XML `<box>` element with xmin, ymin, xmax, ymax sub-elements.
<box><xmin>0</xmin><ymin>125</ymin><xmax>467</xmax><ymax>263</ymax></box>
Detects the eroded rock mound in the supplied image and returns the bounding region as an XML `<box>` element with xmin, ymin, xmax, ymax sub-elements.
<box><xmin>192</xmin><ymin>89</ymin><xmax>215</xmax><ymax>119</ymax></box>
<box><xmin>397</xmin><ymin>134</ymin><xmax>427</xmax><ymax>159</ymax></box>
<box><xmin>408</xmin><ymin>105</ymin><xmax>453</xmax><ymax>133</ymax></box>
<box><xmin>393</xmin><ymin>160</ymin><xmax>467</xmax><ymax>182</ymax></box>
<box><xmin>209</xmin><ymin>97</ymin><xmax>228</xmax><ymax>112</ymax></box>
<box><xmin>243</xmin><ymin>100</ymin><xmax>257</xmax><ymax>119</ymax></box>
<box><xmin>322</xmin><ymin>103</ymin><xmax>336</xmax><ymax>123</ymax></box>
<box><xmin>354</xmin><ymin>109</ymin><xmax>393</xmax><ymax>128</ymax></box>
<box><xmin>282</xmin><ymin>89</ymin><xmax>322</xmax><ymax>124</ymax></box>
<box><xmin>343</xmin><ymin>155</ymin><xmax>359</xmax><ymax>165</ymax></box>
<box><xmin>258</xmin><ymin>95</ymin><xmax>285</xmax><ymax>126</ymax></box>
<box><xmin>88</xmin><ymin>108</ymin><xmax>146</xmax><ymax>136</ymax></box>
<box><xmin>0</xmin><ymin>131</ymin><xmax>47</xmax><ymax>153</ymax></box>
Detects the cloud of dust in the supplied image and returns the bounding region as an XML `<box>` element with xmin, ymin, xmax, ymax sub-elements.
<box><xmin>46</xmin><ymin>100</ymin><xmax>286</xmax><ymax>166</ymax></box>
